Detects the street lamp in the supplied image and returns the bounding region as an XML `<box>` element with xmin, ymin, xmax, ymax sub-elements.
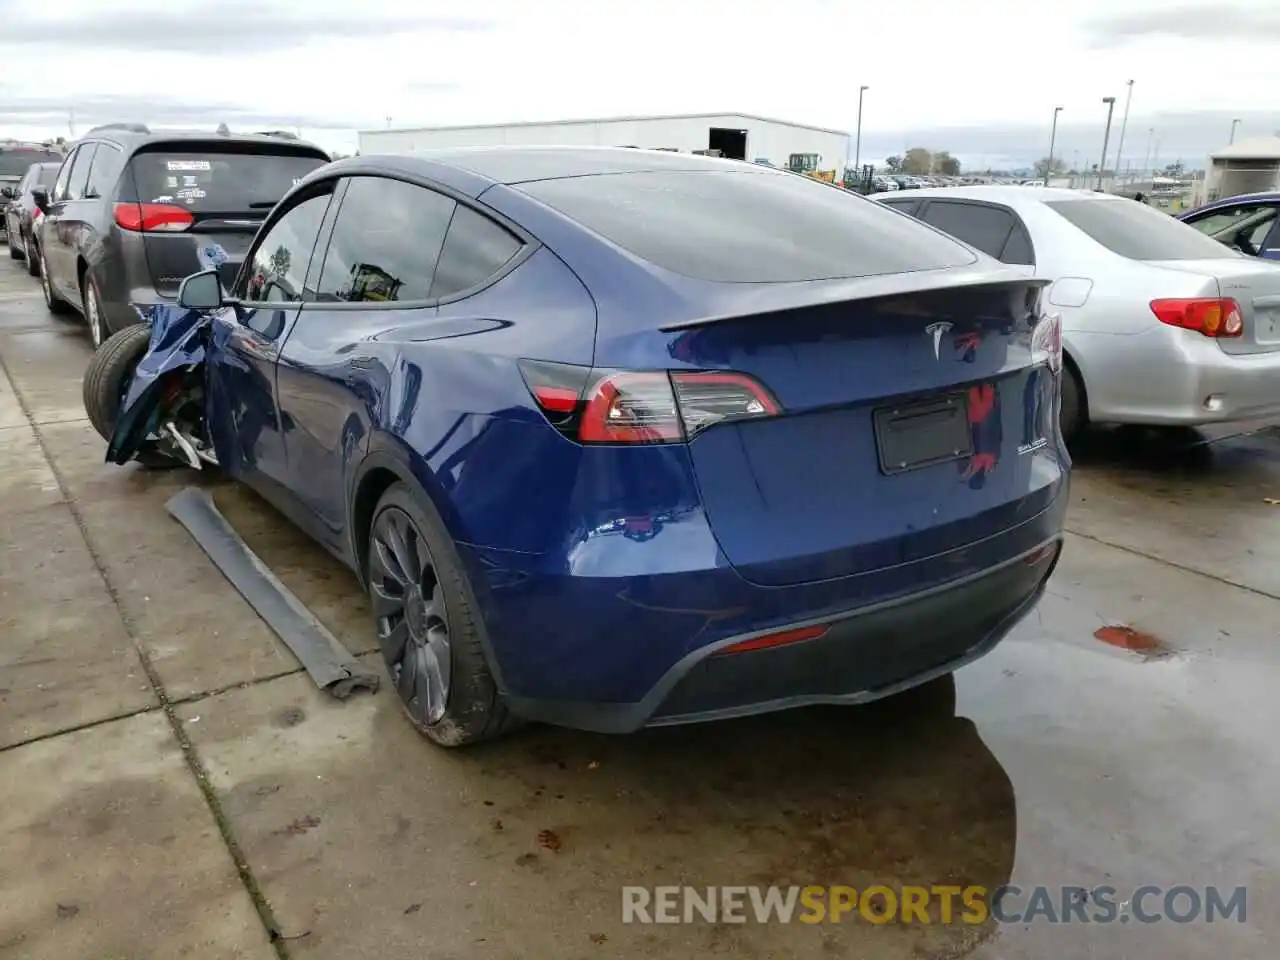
<box><xmin>1098</xmin><ymin>96</ymin><xmax>1116</xmax><ymax>190</ymax></box>
<box><xmin>853</xmin><ymin>85</ymin><xmax>869</xmax><ymax>177</ymax></box>
<box><xmin>1230</xmin><ymin>118</ymin><xmax>1241</xmax><ymax>144</ymax></box>
<box><xmin>1114</xmin><ymin>79</ymin><xmax>1134</xmax><ymax>183</ymax></box>
<box><xmin>1047</xmin><ymin>106</ymin><xmax>1063</xmax><ymax>182</ymax></box>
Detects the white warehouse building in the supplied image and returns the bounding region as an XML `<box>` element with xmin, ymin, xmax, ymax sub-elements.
<box><xmin>357</xmin><ymin>112</ymin><xmax>851</xmax><ymax>172</ymax></box>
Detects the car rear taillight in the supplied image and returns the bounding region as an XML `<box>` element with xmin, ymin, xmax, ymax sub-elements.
<box><xmin>113</xmin><ymin>202</ymin><xmax>194</xmax><ymax>233</ymax></box>
<box><xmin>1030</xmin><ymin>311</ymin><xmax>1063</xmax><ymax>374</ymax></box>
<box><xmin>519</xmin><ymin>361</ymin><xmax>781</xmax><ymax>444</ymax></box>
<box><xmin>1150</xmin><ymin>298</ymin><xmax>1243</xmax><ymax>338</ymax></box>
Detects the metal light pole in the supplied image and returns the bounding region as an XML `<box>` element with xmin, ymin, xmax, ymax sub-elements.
<box><xmin>1047</xmin><ymin>106</ymin><xmax>1063</xmax><ymax>181</ymax></box>
<box><xmin>1113</xmin><ymin>79</ymin><xmax>1134</xmax><ymax>183</ymax></box>
<box><xmin>1097</xmin><ymin>96</ymin><xmax>1116</xmax><ymax>190</ymax></box>
<box><xmin>853</xmin><ymin>85</ymin><xmax>869</xmax><ymax>175</ymax></box>
<box><xmin>1230</xmin><ymin>118</ymin><xmax>1241</xmax><ymax>144</ymax></box>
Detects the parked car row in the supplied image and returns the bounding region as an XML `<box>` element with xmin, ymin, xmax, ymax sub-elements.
<box><xmin>10</xmin><ymin>142</ymin><xmax>1271</xmax><ymax>751</ymax></box>
<box><xmin>873</xmin><ymin>185</ymin><xmax>1280</xmax><ymax>438</ymax></box>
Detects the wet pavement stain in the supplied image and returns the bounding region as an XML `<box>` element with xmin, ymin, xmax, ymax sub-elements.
<box><xmin>1093</xmin><ymin>624</ymin><xmax>1175</xmax><ymax>660</ymax></box>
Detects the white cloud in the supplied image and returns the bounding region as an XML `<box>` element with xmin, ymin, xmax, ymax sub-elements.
<box><xmin>1</xmin><ymin>0</ymin><xmax>1277</xmax><ymax>165</ymax></box>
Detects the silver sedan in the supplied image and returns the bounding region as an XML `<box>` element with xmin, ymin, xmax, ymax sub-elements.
<box><xmin>874</xmin><ymin>185</ymin><xmax>1280</xmax><ymax>439</ymax></box>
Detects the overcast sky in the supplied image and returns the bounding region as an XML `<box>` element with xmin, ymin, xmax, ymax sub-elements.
<box><xmin>2</xmin><ymin>0</ymin><xmax>1279</xmax><ymax>169</ymax></box>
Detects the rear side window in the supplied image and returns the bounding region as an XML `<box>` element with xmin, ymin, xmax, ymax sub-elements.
<box><xmin>315</xmin><ymin>177</ymin><xmax>456</xmax><ymax>303</ymax></box>
<box><xmin>0</xmin><ymin>147</ymin><xmax>63</xmax><ymax>177</ymax></box>
<box><xmin>1046</xmin><ymin>199</ymin><xmax>1235</xmax><ymax>261</ymax></box>
<box><xmin>921</xmin><ymin>201</ymin><xmax>1017</xmax><ymax>260</ymax></box>
<box><xmin>51</xmin><ymin>149</ymin><xmax>75</xmax><ymax>201</ymax></box>
<box><xmin>86</xmin><ymin>145</ymin><xmax>125</xmax><ymax>199</ymax></box>
<box><xmin>519</xmin><ymin>170</ymin><xmax>975</xmax><ymax>282</ymax></box>
<box><xmin>35</xmin><ymin>164</ymin><xmax>59</xmax><ymax>188</ymax></box>
<box><xmin>430</xmin><ymin>204</ymin><xmax>523</xmax><ymax>298</ymax></box>
<box><xmin>1000</xmin><ymin>224</ymin><xmax>1035</xmax><ymax>265</ymax></box>
<box><xmin>127</xmin><ymin>147</ymin><xmax>327</xmax><ymax>212</ymax></box>
<box><xmin>66</xmin><ymin>144</ymin><xmax>97</xmax><ymax>200</ymax></box>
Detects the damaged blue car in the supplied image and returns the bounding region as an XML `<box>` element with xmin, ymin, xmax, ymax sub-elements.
<box><xmin>84</xmin><ymin>148</ymin><xmax>1068</xmax><ymax>748</ymax></box>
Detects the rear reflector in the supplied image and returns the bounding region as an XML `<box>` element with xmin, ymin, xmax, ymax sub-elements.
<box><xmin>114</xmin><ymin>202</ymin><xmax>194</xmax><ymax>233</ymax></box>
<box><xmin>716</xmin><ymin>624</ymin><xmax>829</xmax><ymax>656</ymax></box>
<box><xmin>1150</xmin><ymin>298</ymin><xmax>1243</xmax><ymax>338</ymax></box>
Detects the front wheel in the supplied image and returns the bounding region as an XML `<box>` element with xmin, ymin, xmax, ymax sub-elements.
<box><xmin>83</xmin><ymin>324</ymin><xmax>151</xmax><ymax>443</ymax></box>
<box><xmin>367</xmin><ymin>483</ymin><xmax>520</xmax><ymax>747</ymax></box>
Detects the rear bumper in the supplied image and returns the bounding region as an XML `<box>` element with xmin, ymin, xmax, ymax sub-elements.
<box><xmin>503</xmin><ymin>537</ymin><xmax>1061</xmax><ymax>733</ymax></box>
<box><xmin>1084</xmin><ymin>326</ymin><xmax>1280</xmax><ymax>425</ymax></box>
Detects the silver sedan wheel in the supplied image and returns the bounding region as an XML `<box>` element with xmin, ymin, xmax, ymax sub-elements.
<box><xmin>84</xmin><ymin>280</ymin><xmax>105</xmax><ymax>348</ymax></box>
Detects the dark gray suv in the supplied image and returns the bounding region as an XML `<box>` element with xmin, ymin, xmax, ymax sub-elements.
<box><xmin>31</xmin><ymin>123</ymin><xmax>330</xmax><ymax>346</ymax></box>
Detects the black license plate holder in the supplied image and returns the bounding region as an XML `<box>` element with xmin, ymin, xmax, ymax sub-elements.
<box><xmin>874</xmin><ymin>393</ymin><xmax>973</xmax><ymax>475</ymax></box>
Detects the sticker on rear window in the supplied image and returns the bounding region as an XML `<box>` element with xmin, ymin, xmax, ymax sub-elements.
<box><xmin>166</xmin><ymin>176</ymin><xmax>178</xmax><ymax>188</ymax></box>
<box><xmin>166</xmin><ymin>160</ymin><xmax>211</xmax><ymax>171</ymax></box>
<box><xmin>182</xmin><ymin>175</ymin><xmax>198</xmax><ymax>187</ymax></box>
<box><xmin>177</xmin><ymin>187</ymin><xmax>206</xmax><ymax>202</ymax></box>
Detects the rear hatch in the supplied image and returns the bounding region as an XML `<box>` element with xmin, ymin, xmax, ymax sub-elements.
<box><xmin>118</xmin><ymin>141</ymin><xmax>329</xmax><ymax>294</ymax></box>
<box><xmin>518</xmin><ymin>165</ymin><xmax>1066</xmax><ymax>588</ymax></box>
<box><xmin>672</xmin><ymin>280</ymin><xmax>1063</xmax><ymax>586</ymax></box>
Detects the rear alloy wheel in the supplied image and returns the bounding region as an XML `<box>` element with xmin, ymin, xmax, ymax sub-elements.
<box><xmin>7</xmin><ymin>229</ymin><xmax>19</xmax><ymax>260</ymax></box>
<box><xmin>83</xmin><ymin>274</ymin><xmax>107</xmax><ymax>348</ymax></box>
<box><xmin>367</xmin><ymin>483</ymin><xmax>518</xmax><ymax>747</ymax></box>
<box><xmin>24</xmin><ymin>235</ymin><xmax>39</xmax><ymax>277</ymax></box>
<box><xmin>40</xmin><ymin>249</ymin><xmax>72</xmax><ymax>315</ymax></box>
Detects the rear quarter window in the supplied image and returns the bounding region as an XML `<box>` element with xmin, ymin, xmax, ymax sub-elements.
<box><xmin>519</xmin><ymin>170</ymin><xmax>976</xmax><ymax>282</ymax></box>
<box><xmin>1046</xmin><ymin>198</ymin><xmax>1236</xmax><ymax>260</ymax></box>
<box><xmin>126</xmin><ymin>147</ymin><xmax>328</xmax><ymax>212</ymax></box>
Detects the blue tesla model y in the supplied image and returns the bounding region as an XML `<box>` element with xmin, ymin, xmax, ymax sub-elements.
<box><xmin>84</xmin><ymin>146</ymin><xmax>1069</xmax><ymax>747</ymax></box>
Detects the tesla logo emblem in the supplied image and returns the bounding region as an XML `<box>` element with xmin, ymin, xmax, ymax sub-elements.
<box><xmin>925</xmin><ymin>321</ymin><xmax>953</xmax><ymax>360</ymax></box>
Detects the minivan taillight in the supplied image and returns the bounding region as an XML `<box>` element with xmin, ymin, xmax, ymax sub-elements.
<box><xmin>113</xmin><ymin>202</ymin><xmax>194</xmax><ymax>233</ymax></box>
<box><xmin>1150</xmin><ymin>298</ymin><xmax>1243</xmax><ymax>338</ymax></box>
<box><xmin>519</xmin><ymin>361</ymin><xmax>781</xmax><ymax>444</ymax></box>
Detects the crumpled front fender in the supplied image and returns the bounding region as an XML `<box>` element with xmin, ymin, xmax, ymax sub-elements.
<box><xmin>105</xmin><ymin>303</ymin><xmax>214</xmax><ymax>464</ymax></box>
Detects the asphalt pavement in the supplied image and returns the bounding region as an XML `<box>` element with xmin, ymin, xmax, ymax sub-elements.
<box><xmin>1</xmin><ymin>248</ymin><xmax>1277</xmax><ymax>959</ymax></box>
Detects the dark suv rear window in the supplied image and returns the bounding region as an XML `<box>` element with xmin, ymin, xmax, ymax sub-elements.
<box><xmin>127</xmin><ymin>147</ymin><xmax>328</xmax><ymax>212</ymax></box>
<box><xmin>519</xmin><ymin>169</ymin><xmax>976</xmax><ymax>282</ymax></box>
<box><xmin>1045</xmin><ymin>198</ymin><xmax>1235</xmax><ymax>261</ymax></box>
<box><xmin>0</xmin><ymin>148</ymin><xmax>63</xmax><ymax>177</ymax></box>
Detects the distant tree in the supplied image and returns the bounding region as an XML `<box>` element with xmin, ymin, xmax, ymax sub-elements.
<box><xmin>902</xmin><ymin>147</ymin><xmax>933</xmax><ymax>175</ymax></box>
<box><xmin>1033</xmin><ymin>156</ymin><xmax>1067</xmax><ymax>178</ymax></box>
<box><xmin>933</xmin><ymin>151</ymin><xmax>961</xmax><ymax>176</ymax></box>
<box><xmin>268</xmin><ymin>245</ymin><xmax>292</xmax><ymax>279</ymax></box>
<box><xmin>885</xmin><ymin>155</ymin><xmax>902</xmax><ymax>173</ymax></box>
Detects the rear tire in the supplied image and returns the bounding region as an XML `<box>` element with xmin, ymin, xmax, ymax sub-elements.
<box><xmin>82</xmin><ymin>272</ymin><xmax>108</xmax><ymax>348</ymax></box>
<box><xmin>24</xmin><ymin>235</ymin><xmax>39</xmax><ymax>276</ymax></box>
<box><xmin>7</xmin><ymin>233</ymin><xmax>20</xmax><ymax>260</ymax></box>
<box><xmin>40</xmin><ymin>247</ymin><xmax>72</xmax><ymax>315</ymax></box>
<box><xmin>367</xmin><ymin>482</ymin><xmax>521</xmax><ymax>747</ymax></box>
<box><xmin>1060</xmin><ymin>363</ymin><xmax>1086</xmax><ymax>443</ymax></box>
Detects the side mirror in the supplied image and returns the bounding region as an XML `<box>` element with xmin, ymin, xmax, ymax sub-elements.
<box><xmin>177</xmin><ymin>269</ymin><xmax>225</xmax><ymax>311</ymax></box>
<box><xmin>30</xmin><ymin>186</ymin><xmax>49</xmax><ymax>212</ymax></box>
<box><xmin>0</xmin><ymin>186</ymin><xmax>14</xmax><ymax>200</ymax></box>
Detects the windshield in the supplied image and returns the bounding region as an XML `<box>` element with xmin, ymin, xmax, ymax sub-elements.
<box><xmin>1045</xmin><ymin>198</ymin><xmax>1236</xmax><ymax>261</ymax></box>
<box><xmin>519</xmin><ymin>169</ymin><xmax>977</xmax><ymax>282</ymax></box>
<box><xmin>0</xmin><ymin>148</ymin><xmax>63</xmax><ymax>177</ymax></box>
<box><xmin>127</xmin><ymin>147</ymin><xmax>328</xmax><ymax>212</ymax></box>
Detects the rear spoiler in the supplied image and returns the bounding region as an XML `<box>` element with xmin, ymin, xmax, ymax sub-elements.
<box><xmin>658</xmin><ymin>264</ymin><xmax>1047</xmax><ymax>332</ymax></box>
